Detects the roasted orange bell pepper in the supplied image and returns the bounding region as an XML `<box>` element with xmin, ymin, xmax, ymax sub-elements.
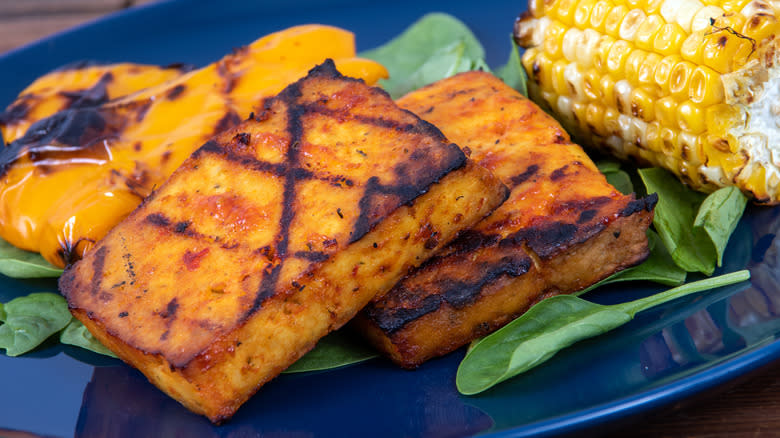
<box><xmin>0</xmin><ymin>25</ymin><xmax>388</xmax><ymax>267</ymax></box>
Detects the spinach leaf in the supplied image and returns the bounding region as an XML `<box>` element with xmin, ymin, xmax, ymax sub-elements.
<box><xmin>456</xmin><ymin>270</ymin><xmax>750</xmax><ymax>395</ymax></box>
<box><xmin>694</xmin><ymin>186</ymin><xmax>748</xmax><ymax>266</ymax></box>
<box><xmin>577</xmin><ymin>230</ymin><xmax>686</xmax><ymax>295</ymax></box>
<box><xmin>605</xmin><ymin>170</ymin><xmax>634</xmax><ymax>195</ymax></box>
<box><xmin>360</xmin><ymin>13</ymin><xmax>487</xmax><ymax>98</ymax></box>
<box><xmin>0</xmin><ymin>237</ymin><xmax>63</xmax><ymax>278</ymax></box>
<box><xmin>283</xmin><ymin>330</ymin><xmax>377</xmax><ymax>373</ymax></box>
<box><xmin>60</xmin><ymin>318</ymin><xmax>117</xmax><ymax>358</ymax></box>
<box><xmin>496</xmin><ymin>38</ymin><xmax>527</xmax><ymax>97</ymax></box>
<box><xmin>0</xmin><ymin>292</ymin><xmax>72</xmax><ymax>356</ymax></box>
<box><xmin>639</xmin><ymin>168</ymin><xmax>716</xmax><ymax>275</ymax></box>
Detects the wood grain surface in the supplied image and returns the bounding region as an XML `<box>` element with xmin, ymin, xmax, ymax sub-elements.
<box><xmin>1</xmin><ymin>1</ymin><xmax>779</xmax><ymax>437</ymax></box>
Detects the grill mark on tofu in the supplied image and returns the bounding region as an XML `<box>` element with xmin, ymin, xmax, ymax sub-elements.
<box><xmin>509</xmin><ymin>164</ymin><xmax>539</xmax><ymax>188</ymax></box>
<box><xmin>365</xmin><ymin>247</ymin><xmax>533</xmax><ymax>334</ymax></box>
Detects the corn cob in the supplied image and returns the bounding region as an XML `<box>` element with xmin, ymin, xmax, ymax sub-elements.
<box><xmin>515</xmin><ymin>0</ymin><xmax>780</xmax><ymax>203</ymax></box>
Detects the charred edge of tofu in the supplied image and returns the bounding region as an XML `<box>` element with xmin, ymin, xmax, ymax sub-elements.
<box><xmin>362</xmin><ymin>193</ymin><xmax>658</xmax><ymax>335</ymax></box>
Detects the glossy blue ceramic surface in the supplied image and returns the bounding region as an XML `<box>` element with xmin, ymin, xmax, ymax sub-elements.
<box><xmin>1</xmin><ymin>1</ymin><xmax>780</xmax><ymax>437</ymax></box>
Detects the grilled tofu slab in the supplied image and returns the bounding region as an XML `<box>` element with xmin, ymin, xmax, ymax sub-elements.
<box><xmin>353</xmin><ymin>71</ymin><xmax>656</xmax><ymax>368</ymax></box>
<box><xmin>59</xmin><ymin>61</ymin><xmax>508</xmax><ymax>422</ymax></box>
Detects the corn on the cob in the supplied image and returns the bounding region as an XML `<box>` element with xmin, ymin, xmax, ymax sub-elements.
<box><xmin>515</xmin><ymin>0</ymin><xmax>780</xmax><ymax>203</ymax></box>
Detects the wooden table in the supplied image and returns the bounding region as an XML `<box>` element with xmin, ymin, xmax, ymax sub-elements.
<box><xmin>2</xmin><ymin>1</ymin><xmax>780</xmax><ymax>437</ymax></box>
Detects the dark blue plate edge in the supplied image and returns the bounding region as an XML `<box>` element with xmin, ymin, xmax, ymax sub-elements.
<box><xmin>480</xmin><ymin>340</ymin><xmax>780</xmax><ymax>437</ymax></box>
<box><xmin>2</xmin><ymin>2</ymin><xmax>779</xmax><ymax>438</ymax></box>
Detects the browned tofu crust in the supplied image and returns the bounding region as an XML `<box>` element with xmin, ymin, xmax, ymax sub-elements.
<box><xmin>353</xmin><ymin>71</ymin><xmax>656</xmax><ymax>368</ymax></box>
<box><xmin>59</xmin><ymin>61</ymin><xmax>508</xmax><ymax>422</ymax></box>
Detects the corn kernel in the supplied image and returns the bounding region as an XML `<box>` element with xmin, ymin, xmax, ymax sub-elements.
<box><xmin>655</xmin><ymin>96</ymin><xmax>678</xmax><ymax>127</ymax></box>
<box><xmin>741</xmin><ymin>11</ymin><xmax>780</xmax><ymax>41</ymax></box>
<box><xmin>644</xmin><ymin>0</ymin><xmax>665</xmax><ymax>13</ymax></box>
<box><xmin>634</xmin><ymin>14</ymin><xmax>665</xmax><ymax>51</ymax></box>
<box><xmin>645</xmin><ymin>121</ymin><xmax>663</xmax><ymax>152</ymax></box>
<box><xmin>574</xmin><ymin>0</ymin><xmax>599</xmax><ymax>28</ymax></box>
<box><xmin>668</xmin><ymin>61</ymin><xmax>695</xmax><ymax>100</ymax></box>
<box><xmin>614</xmin><ymin>79</ymin><xmax>633</xmax><ymax>114</ymax></box>
<box><xmin>576</xmin><ymin>29</ymin><xmax>603</xmax><ymax>67</ymax></box>
<box><xmin>705</xmin><ymin>104</ymin><xmax>742</xmax><ymax>136</ymax></box>
<box><xmin>637</xmin><ymin>52</ymin><xmax>662</xmax><ymax>86</ymax></box>
<box><xmin>630</xmin><ymin>87</ymin><xmax>656</xmax><ymax>122</ymax></box>
<box><xmin>653</xmin><ymin>54</ymin><xmax>681</xmax><ymax>94</ymax></box>
<box><xmin>562</xmin><ymin>27</ymin><xmax>585</xmax><ymax>61</ymax></box>
<box><xmin>563</xmin><ymin>62</ymin><xmax>586</xmax><ymax>99</ymax></box>
<box><xmin>624</xmin><ymin>49</ymin><xmax>648</xmax><ymax>86</ymax></box>
<box><xmin>544</xmin><ymin>20</ymin><xmax>569</xmax><ymax>58</ymax></box>
<box><xmin>691</xmin><ymin>6</ymin><xmax>724</xmax><ymax>33</ymax></box>
<box><xmin>677</xmin><ymin>100</ymin><xmax>707</xmax><ymax>134</ymax></box>
<box><xmin>701</xmin><ymin>29</ymin><xmax>747</xmax><ymax>73</ymax></box>
<box><xmin>585</xmin><ymin>103</ymin><xmax>608</xmax><ymax>136</ymax></box>
<box><xmin>680</xmin><ymin>31</ymin><xmax>706</xmax><ymax>64</ymax></box>
<box><xmin>606</xmin><ymin>40</ymin><xmax>634</xmax><ymax>75</ymax></box>
<box><xmin>604</xmin><ymin>106</ymin><xmax>622</xmax><ymax>137</ymax></box>
<box><xmin>572</xmin><ymin>100</ymin><xmax>589</xmax><ymax>129</ymax></box>
<box><xmin>582</xmin><ymin>68</ymin><xmax>603</xmax><ymax>99</ymax></box>
<box><xmin>604</xmin><ymin>5</ymin><xmax>630</xmax><ymax>37</ymax></box>
<box><xmin>551</xmin><ymin>60</ymin><xmax>570</xmax><ymax>96</ymax></box>
<box><xmin>689</xmin><ymin>65</ymin><xmax>725</xmax><ymax>106</ymax></box>
<box><xmin>653</xmin><ymin>23</ymin><xmax>686</xmax><ymax>55</ymax></box>
<box><xmin>593</xmin><ymin>34</ymin><xmax>616</xmax><ymax>72</ymax></box>
<box><xmin>660</xmin><ymin>0</ymin><xmax>703</xmax><ymax>32</ymax></box>
<box><xmin>620</xmin><ymin>9</ymin><xmax>647</xmax><ymax>41</ymax></box>
<box><xmin>589</xmin><ymin>0</ymin><xmax>614</xmax><ymax>31</ymax></box>
<box><xmin>600</xmin><ymin>74</ymin><xmax>617</xmax><ymax>106</ymax></box>
<box><xmin>555</xmin><ymin>0</ymin><xmax>580</xmax><ymax>25</ymax></box>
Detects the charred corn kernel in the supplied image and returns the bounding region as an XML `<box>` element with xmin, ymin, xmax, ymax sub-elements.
<box><xmin>604</xmin><ymin>5</ymin><xmax>630</xmax><ymax>37</ymax></box>
<box><xmin>583</xmin><ymin>68</ymin><xmax>603</xmax><ymax>99</ymax></box>
<box><xmin>681</xmin><ymin>31</ymin><xmax>706</xmax><ymax>63</ymax></box>
<box><xmin>630</xmin><ymin>87</ymin><xmax>656</xmax><ymax>121</ymax></box>
<box><xmin>516</xmin><ymin>1</ymin><xmax>780</xmax><ymax>202</ymax></box>
<box><xmin>0</xmin><ymin>25</ymin><xmax>388</xmax><ymax>266</ymax></box>
<box><xmin>740</xmin><ymin>9</ymin><xmax>780</xmax><ymax>41</ymax></box>
<box><xmin>677</xmin><ymin>100</ymin><xmax>707</xmax><ymax>133</ymax></box>
<box><xmin>589</xmin><ymin>0</ymin><xmax>614</xmax><ymax>31</ymax></box>
<box><xmin>653</xmin><ymin>23</ymin><xmax>687</xmax><ymax>55</ymax></box>
<box><xmin>690</xmin><ymin>65</ymin><xmax>726</xmax><ymax>105</ymax></box>
<box><xmin>634</xmin><ymin>14</ymin><xmax>665</xmax><ymax>50</ymax></box>
<box><xmin>701</xmin><ymin>29</ymin><xmax>748</xmax><ymax>73</ymax></box>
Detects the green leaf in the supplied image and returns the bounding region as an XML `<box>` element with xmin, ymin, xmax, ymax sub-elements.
<box><xmin>0</xmin><ymin>237</ymin><xmax>63</xmax><ymax>278</ymax></box>
<box><xmin>360</xmin><ymin>13</ymin><xmax>487</xmax><ymax>98</ymax></box>
<box><xmin>0</xmin><ymin>292</ymin><xmax>72</xmax><ymax>356</ymax></box>
<box><xmin>456</xmin><ymin>270</ymin><xmax>749</xmax><ymax>394</ymax></box>
<box><xmin>577</xmin><ymin>230</ymin><xmax>686</xmax><ymax>294</ymax></box>
<box><xmin>596</xmin><ymin>160</ymin><xmax>622</xmax><ymax>174</ymax></box>
<box><xmin>639</xmin><ymin>168</ymin><xmax>716</xmax><ymax>275</ymax></box>
<box><xmin>605</xmin><ymin>170</ymin><xmax>634</xmax><ymax>195</ymax></box>
<box><xmin>496</xmin><ymin>38</ymin><xmax>527</xmax><ymax>97</ymax></box>
<box><xmin>694</xmin><ymin>186</ymin><xmax>748</xmax><ymax>266</ymax></box>
<box><xmin>283</xmin><ymin>331</ymin><xmax>377</xmax><ymax>373</ymax></box>
<box><xmin>60</xmin><ymin>318</ymin><xmax>117</xmax><ymax>358</ymax></box>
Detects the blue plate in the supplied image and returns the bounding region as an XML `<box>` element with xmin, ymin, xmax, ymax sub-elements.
<box><xmin>2</xmin><ymin>1</ymin><xmax>780</xmax><ymax>437</ymax></box>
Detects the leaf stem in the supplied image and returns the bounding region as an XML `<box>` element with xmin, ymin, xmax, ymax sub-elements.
<box><xmin>622</xmin><ymin>270</ymin><xmax>750</xmax><ymax>316</ymax></box>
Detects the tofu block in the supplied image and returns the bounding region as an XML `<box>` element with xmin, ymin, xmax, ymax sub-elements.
<box><xmin>353</xmin><ymin>71</ymin><xmax>657</xmax><ymax>368</ymax></box>
<box><xmin>59</xmin><ymin>61</ymin><xmax>508</xmax><ymax>422</ymax></box>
